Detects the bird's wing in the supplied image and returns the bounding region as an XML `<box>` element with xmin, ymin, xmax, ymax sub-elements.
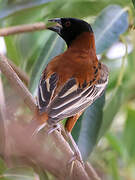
<box><xmin>37</xmin><ymin>72</ymin><xmax>58</xmax><ymax>112</ymax></box>
<box><xmin>37</xmin><ymin>63</ymin><xmax>108</xmax><ymax>123</ymax></box>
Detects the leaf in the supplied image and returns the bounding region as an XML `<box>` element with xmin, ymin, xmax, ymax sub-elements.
<box><xmin>29</xmin><ymin>32</ymin><xmax>65</xmax><ymax>96</ymax></box>
<box><xmin>4</xmin><ymin>36</ymin><xmax>21</xmax><ymax>65</ymax></box>
<box><xmin>98</xmin><ymin>86</ymin><xmax>124</xmax><ymax>139</ymax></box>
<box><xmin>92</xmin><ymin>5</ymin><xmax>129</xmax><ymax>54</ymax></box>
<box><xmin>132</xmin><ymin>0</ymin><xmax>135</xmax><ymax>8</ymax></box>
<box><xmin>47</xmin><ymin>0</ymin><xmax>130</xmax><ymax>20</ymax></box>
<box><xmin>108</xmin><ymin>155</ymin><xmax>120</xmax><ymax>180</ymax></box>
<box><xmin>2</xmin><ymin>167</ymin><xmax>35</xmax><ymax>180</ymax></box>
<box><xmin>49</xmin><ymin>1</ymin><xmax>109</xmax><ymax>18</ymax></box>
<box><xmin>37</xmin><ymin>169</ymin><xmax>49</xmax><ymax>180</ymax></box>
<box><xmin>0</xmin><ymin>0</ymin><xmax>53</xmax><ymax>20</ymax></box>
<box><xmin>106</xmin><ymin>133</ymin><xmax>127</xmax><ymax>158</ymax></box>
<box><xmin>16</xmin><ymin>31</ymin><xmax>52</xmax><ymax>72</ymax></box>
<box><xmin>98</xmin><ymin>51</ymin><xmax>135</xmax><ymax>140</ymax></box>
<box><xmin>0</xmin><ymin>158</ymin><xmax>6</xmax><ymax>175</ymax></box>
<box><xmin>72</xmin><ymin>93</ymin><xmax>105</xmax><ymax>161</ymax></box>
<box><xmin>123</xmin><ymin>108</ymin><xmax>135</xmax><ymax>161</ymax></box>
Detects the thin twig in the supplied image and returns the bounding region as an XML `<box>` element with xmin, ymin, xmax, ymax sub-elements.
<box><xmin>0</xmin><ymin>22</ymin><xmax>47</xmax><ymax>36</ymax></box>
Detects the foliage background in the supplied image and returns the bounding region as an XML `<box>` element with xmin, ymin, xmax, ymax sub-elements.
<box><xmin>0</xmin><ymin>0</ymin><xmax>135</xmax><ymax>179</ymax></box>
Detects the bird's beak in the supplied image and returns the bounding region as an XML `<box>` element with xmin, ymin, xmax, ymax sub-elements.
<box><xmin>47</xmin><ymin>18</ymin><xmax>62</xmax><ymax>34</ymax></box>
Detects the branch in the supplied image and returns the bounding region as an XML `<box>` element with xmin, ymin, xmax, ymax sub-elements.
<box><xmin>0</xmin><ymin>23</ymin><xmax>47</xmax><ymax>36</ymax></box>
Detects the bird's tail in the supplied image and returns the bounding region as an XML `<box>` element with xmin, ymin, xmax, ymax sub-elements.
<box><xmin>33</xmin><ymin>108</ymin><xmax>48</xmax><ymax>123</ymax></box>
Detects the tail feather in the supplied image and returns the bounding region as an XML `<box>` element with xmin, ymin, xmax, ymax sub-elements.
<box><xmin>34</xmin><ymin>108</ymin><xmax>48</xmax><ymax>124</ymax></box>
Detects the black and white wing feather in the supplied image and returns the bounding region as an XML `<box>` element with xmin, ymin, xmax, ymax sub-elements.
<box><xmin>37</xmin><ymin>72</ymin><xmax>58</xmax><ymax>113</ymax></box>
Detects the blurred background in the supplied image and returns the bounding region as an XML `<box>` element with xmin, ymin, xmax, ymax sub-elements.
<box><xmin>0</xmin><ymin>0</ymin><xmax>135</xmax><ymax>179</ymax></box>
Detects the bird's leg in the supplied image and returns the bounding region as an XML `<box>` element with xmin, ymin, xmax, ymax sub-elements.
<box><xmin>65</xmin><ymin>112</ymin><xmax>84</xmax><ymax>166</ymax></box>
<box><xmin>66</xmin><ymin>131</ymin><xmax>83</xmax><ymax>166</ymax></box>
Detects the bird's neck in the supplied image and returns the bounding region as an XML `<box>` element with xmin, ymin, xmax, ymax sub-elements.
<box><xmin>68</xmin><ymin>32</ymin><xmax>96</xmax><ymax>54</ymax></box>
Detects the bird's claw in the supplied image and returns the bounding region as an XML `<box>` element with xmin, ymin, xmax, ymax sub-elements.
<box><xmin>68</xmin><ymin>150</ymin><xmax>84</xmax><ymax>167</ymax></box>
<box><xmin>47</xmin><ymin>123</ymin><xmax>61</xmax><ymax>134</ymax></box>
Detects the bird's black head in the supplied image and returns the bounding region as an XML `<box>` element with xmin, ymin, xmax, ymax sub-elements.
<box><xmin>48</xmin><ymin>18</ymin><xmax>93</xmax><ymax>47</ymax></box>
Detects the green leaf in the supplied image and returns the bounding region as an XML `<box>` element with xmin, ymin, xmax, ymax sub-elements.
<box><xmin>132</xmin><ymin>0</ymin><xmax>135</xmax><ymax>8</ymax></box>
<box><xmin>109</xmin><ymin>155</ymin><xmax>120</xmax><ymax>180</ymax></box>
<box><xmin>72</xmin><ymin>93</ymin><xmax>105</xmax><ymax>161</ymax></box>
<box><xmin>106</xmin><ymin>132</ymin><xmax>127</xmax><ymax>158</ymax></box>
<box><xmin>47</xmin><ymin>0</ymin><xmax>130</xmax><ymax>20</ymax></box>
<box><xmin>34</xmin><ymin>168</ymin><xmax>49</xmax><ymax>180</ymax></box>
<box><xmin>98</xmin><ymin>86</ymin><xmax>124</xmax><ymax>138</ymax></box>
<box><xmin>16</xmin><ymin>31</ymin><xmax>52</xmax><ymax>72</ymax></box>
<box><xmin>29</xmin><ymin>32</ymin><xmax>65</xmax><ymax>95</ymax></box>
<box><xmin>123</xmin><ymin>108</ymin><xmax>135</xmax><ymax>161</ymax></box>
<box><xmin>4</xmin><ymin>36</ymin><xmax>21</xmax><ymax>65</ymax></box>
<box><xmin>0</xmin><ymin>158</ymin><xmax>6</xmax><ymax>175</ymax></box>
<box><xmin>2</xmin><ymin>167</ymin><xmax>35</xmax><ymax>180</ymax></box>
<box><xmin>92</xmin><ymin>5</ymin><xmax>129</xmax><ymax>54</ymax></box>
<box><xmin>49</xmin><ymin>1</ymin><xmax>109</xmax><ymax>18</ymax></box>
<box><xmin>0</xmin><ymin>0</ymin><xmax>53</xmax><ymax>20</ymax></box>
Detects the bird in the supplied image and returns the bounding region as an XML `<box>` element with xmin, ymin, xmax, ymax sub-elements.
<box><xmin>35</xmin><ymin>17</ymin><xmax>109</xmax><ymax>165</ymax></box>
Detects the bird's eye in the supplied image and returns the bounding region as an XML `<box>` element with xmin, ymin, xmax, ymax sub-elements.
<box><xmin>65</xmin><ymin>21</ymin><xmax>71</xmax><ymax>27</ymax></box>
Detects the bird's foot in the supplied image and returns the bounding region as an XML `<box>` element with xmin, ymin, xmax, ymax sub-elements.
<box><xmin>47</xmin><ymin>123</ymin><xmax>61</xmax><ymax>134</ymax></box>
<box><xmin>67</xmin><ymin>149</ymin><xmax>84</xmax><ymax>176</ymax></box>
<box><xmin>68</xmin><ymin>149</ymin><xmax>84</xmax><ymax>167</ymax></box>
